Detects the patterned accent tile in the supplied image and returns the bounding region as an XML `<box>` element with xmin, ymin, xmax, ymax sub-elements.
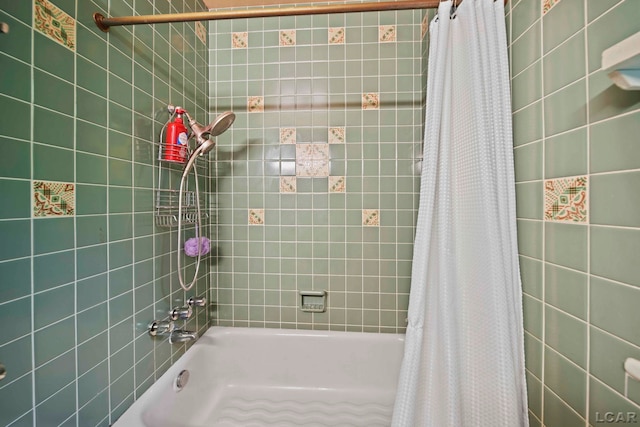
<box><xmin>296</xmin><ymin>144</ymin><xmax>330</xmax><ymax>177</ymax></box>
<box><xmin>33</xmin><ymin>180</ymin><xmax>75</xmax><ymax>217</ymax></box>
<box><xmin>328</xmin><ymin>127</ymin><xmax>345</xmax><ymax>144</ymax></box>
<box><xmin>248</xmin><ymin>96</ymin><xmax>264</xmax><ymax>113</ymax></box>
<box><xmin>249</xmin><ymin>208</ymin><xmax>265</xmax><ymax>225</ymax></box>
<box><xmin>232</xmin><ymin>32</ymin><xmax>248</xmax><ymax>48</ymax></box>
<box><xmin>296</xmin><ymin>144</ymin><xmax>329</xmax><ymax>161</ymax></box>
<box><xmin>362</xmin><ymin>209</ymin><xmax>380</xmax><ymax>226</ymax></box>
<box><xmin>280</xmin><ymin>128</ymin><xmax>296</xmax><ymax>144</ymax></box>
<box><xmin>34</xmin><ymin>0</ymin><xmax>76</xmax><ymax>51</ymax></box>
<box><xmin>195</xmin><ymin>22</ymin><xmax>207</xmax><ymax>46</ymax></box>
<box><xmin>544</xmin><ymin>176</ymin><xmax>588</xmax><ymax>222</ymax></box>
<box><xmin>280</xmin><ymin>177</ymin><xmax>297</xmax><ymax>193</ymax></box>
<box><xmin>379</xmin><ymin>25</ymin><xmax>396</xmax><ymax>43</ymax></box>
<box><xmin>279</xmin><ymin>29</ymin><xmax>296</xmax><ymax>46</ymax></box>
<box><xmin>543</xmin><ymin>0</ymin><xmax>561</xmax><ymax>14</ymax></box>
<box><xmin>329</xmin><ymin>176</ymin><xmax>346</xmax><ymax>193</ymax></box>
<box><xmin>421</xmin><ymin>14</ymin><xmax>428</xmax><ymax>39</ymax></box>
<box><xmin>362</xmin><ymin>93</ymin><xmax>380</xmax><ymax>110</ymax></box>
<box><xmin>297</xmin><ymin>160</ymin><xmax>329</xmax><ymax>177</ymax></box>
<box><xmin>328</xmin><ymin>27</ymin><xmax>345</xmax><ymax>44</ymax></box>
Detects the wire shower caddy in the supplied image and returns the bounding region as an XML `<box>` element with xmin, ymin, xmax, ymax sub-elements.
<box><xmin>155</xmin><ymin>108</ymin><xmax>209</xmax><ymax>228</ymax></box>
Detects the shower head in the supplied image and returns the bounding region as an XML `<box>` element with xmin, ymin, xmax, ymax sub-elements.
<box><xmin>209</xmin><ymin>111</ymin><xmax>235</xmax><ymax>137</ymax></box>
<box><xmin>182</xmin><ymin>139</ymin><xmax>215</xmax><ymax>179</ymax></box>
<box><xmin>185</xmin><ymin>111</ymin><xmax>235</xmax><ymax>146</ymax></box>
<box><xmin>197</xmin><ymin>138</ymin><xmax>216</xmax><ymax>156</ymax></box>
<box><xmin>180</xmin><ymin>110</ymin><xmax>235</xmax><ymax>178</ymax></box>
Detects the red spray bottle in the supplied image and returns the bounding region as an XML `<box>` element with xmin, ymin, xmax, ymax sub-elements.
<box><xmin>164</xmin><ymin>108</ymin><xmax>189</xmax><ymax>162</ymax></box>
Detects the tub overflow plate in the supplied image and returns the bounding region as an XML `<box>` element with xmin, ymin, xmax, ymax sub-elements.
<box><xmin>174</xmin><ymin>369</ymin><xmax>190</xmax><ymax>392</ymax></box>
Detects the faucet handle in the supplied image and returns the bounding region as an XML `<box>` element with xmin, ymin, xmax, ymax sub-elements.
<box><xmin>148</xmin><ymin>320</ymin><xmax>174</xmax><ymax>337</ymax></box>
<box><xmin>169</xmin><ymin>305</ymin><xmax>192</xmax><ymax>321</ymax></box>
<box><xmin>187</xmin><ymin>295</ymin><xmax>207</xmax><ymax>307</ymax></box>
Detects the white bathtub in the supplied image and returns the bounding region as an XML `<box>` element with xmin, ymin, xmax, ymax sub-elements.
<box><xmin>114</xmin><ymin>326</ymin><xmax>405</xmax><ymax>427</ymax></box>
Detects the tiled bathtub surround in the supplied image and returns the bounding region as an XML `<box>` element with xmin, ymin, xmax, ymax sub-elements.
<box><xmin>0</xmin><ymin>0</ymin><xmax>211</xmax><ymax>426</ymax></box>
<box><xmin>510</xmin><ymin>0</ymin><xmax>640</xmax><ymax>425</ymax></box>
<box><xmin>209</xmin><ymin>9</ymin><xmax>429</xmax><ymax>332</ymax></box>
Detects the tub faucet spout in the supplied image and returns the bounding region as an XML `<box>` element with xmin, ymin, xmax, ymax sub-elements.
<box><xmin>170</xmin><ymin>329</ymin><xmax>198</xmax><ymax>344</ymax></box>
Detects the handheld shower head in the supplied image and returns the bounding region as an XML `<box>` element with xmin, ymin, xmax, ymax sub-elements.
<box><xmin>175</xmin><ymin>110</ymin><xmax>235</xmax><ymax>293</ymax></box>
<box><xmin>181</xmin><ymin>110</ymin><xmax>236</xmax><ymax>178</ymax></box>
<box><xmin>182</xmin><ymin>139</ymin><xmax>215</xmax><ymax>178</ymax></box>
<box><xmin>185</xmin><ymin>111</ymin><xmax>235</xmax><ymax>146</ymax></box>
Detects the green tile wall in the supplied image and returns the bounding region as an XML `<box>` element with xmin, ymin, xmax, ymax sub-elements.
<box><xmin>208</xmin><ymin>9</ymin><xmax>431</xmax><ymax>332</ymax></box>
<box><xmin>510</xmin><ymin>0</ymin><xmax>640</xmax><ymax>425</ymax></box>
<box><xmin>0</xmin><ymin>1</ymin><xmax>211</xmax><ymax>426</ymax></box>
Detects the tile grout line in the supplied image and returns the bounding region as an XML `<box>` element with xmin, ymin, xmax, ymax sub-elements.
<box><xmin>73</xmin><ymin>1</ymin><xmax>80</xmax><ymax>424</ymax></box>
<box><xmin>583</xmin><ymin>0</ymin><xmax>592</xmax><ymax>424</ymax></box>
<box><xmin>590</xmin><ymin>323</ymin><xmax>640</xmax><ymax>354</ymax></box>
<box><xmin>105</xmin><ymin>8</ymin><xmax>112</xmax><ymax>422</ymax></box>
<box><xmin>538</xmin><ymin>0</ymin><xmax>547</xmax><ymax>422</ymax></box>
<box><xmin>130</xmin><ymin>1</ymin><xmax>138</xmax><ymax>405</ymax></box>
<box><xmin>544</xmin><ymin>377</ymin><xmax>587</xmax><ymax>422</ymax></box>
<box><xmin>150</xmin><ymin>1</ymin><xmax>159</xmax><ymax>386</ymax></box>
<box><xmin>29</xmin><ymin>1</ymin><xmax>36</xmax><ymax>424</ymax></box>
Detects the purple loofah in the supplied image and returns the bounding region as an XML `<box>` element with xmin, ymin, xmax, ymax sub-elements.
<box><xmin>184</xmin><ymin>237</ymin><xmax>210</xmax><ymax>257</ymax></box>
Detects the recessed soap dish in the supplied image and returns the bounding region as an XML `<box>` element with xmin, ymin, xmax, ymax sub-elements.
<box><xmin>625</xmin><ymin>357</ymin><xmax>640</xmax><ymax>381</ymax></box>
<box><xmin>299</xmin><ymin>290</ymin><xmax>327</xmax><ymax>313</ymax></box>
<box><xmin>602</xmin><ymin>31</ymin><xmax>640</xmax><ymax>90</ymax></box>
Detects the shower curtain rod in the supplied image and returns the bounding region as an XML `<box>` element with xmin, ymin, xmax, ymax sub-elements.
<box><xmin>93</xmin><ymin>0</ymin><xmax>507</xmax><ymax>32</ymax></box>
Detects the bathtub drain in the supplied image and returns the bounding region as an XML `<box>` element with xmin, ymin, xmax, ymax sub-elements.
<box><xmin>174</xmin><ymin>369</ymin><xmax>190</xmax><ymax>392</ymax></box>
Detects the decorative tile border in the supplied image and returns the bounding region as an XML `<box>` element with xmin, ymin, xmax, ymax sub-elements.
<box><xmin>329</xmin><ymin>127</ymin><xmax>345</xmax><ymax>144</ymax></box>
<box><xmin>232</xmin><ymin>32</ymin><xmax>248</xmax><ymax>48</ymax></box>
<box><xmin>379</xmin><ymin>25</ymin><xmax>396</xmax><ymax>43</ymax></box>
<box><xmin>34</xmin><ymin>0</ymin><xmax>76</xmax><ymax>51</ymax></box>
<box><xmin>280</xmin><ymin>177</ymin><xmax>297</xmax><ymax>193</ymax></box>
<box><xmin>362</xmin><ymin>209</ymin><xmax>380</xmax><ymax>226</ymax></box>
<box><xmin>280</xmin><ymin>29</ymin><xmax>296</xmax><ymax>46</ymax></box>
<box><xmin>543</xmin><ymin>0</ymin><xmax>561</xmax><ymax>14</ymax></box>
<box><xmin>328</xmin><ymin>27</ymin><xmax>345</xmax><ymax>44</ymax></box>
<box><xmin>544</xmin><ymin>176</ymin><xmax>588</xmax><ymax>223</ymax></box>
<box><xmin>248</xmin><ymin>96</ymin><xmax>264</xmax><ymax>113</ymax></box>
<box><xmin>33</xmin><ymin>180</ymin><xmax>75</xmax><ymax>217</ymax></box>
<box><xmin>249</xmin><ymin>208</ymin><xmax>265</xmax><ymax>225</ymax></box>
<box><xmin>195</xmin><ymin>22</ymin><xmax>207</xmax><ymax>46</ymax></box>
<box><xmin>280</xmin><ymin>127</ymin><xmax>296</xmax><ymax>144</ymax></box>
<box><xmin>329</xmin><ymin>176</ymin><xmax>346</xmax><ymax>193</ymax></box>
<box><xmin>362</xmin><ymin>93</ymin><xmax>380</xmax><ymax>110</ymax></box>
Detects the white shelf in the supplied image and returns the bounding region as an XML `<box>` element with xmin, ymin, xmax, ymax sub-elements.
<box><xmin>602</xmin><ymin>31</ymin><xmax>640</xmax><ymax>90</ymax></box>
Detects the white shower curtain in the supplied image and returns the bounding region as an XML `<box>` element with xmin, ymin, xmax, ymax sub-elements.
<box><xmin>391</xmin><ymin>1</ymin><xmax>528</xmax><ymax>426</ymax></box>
